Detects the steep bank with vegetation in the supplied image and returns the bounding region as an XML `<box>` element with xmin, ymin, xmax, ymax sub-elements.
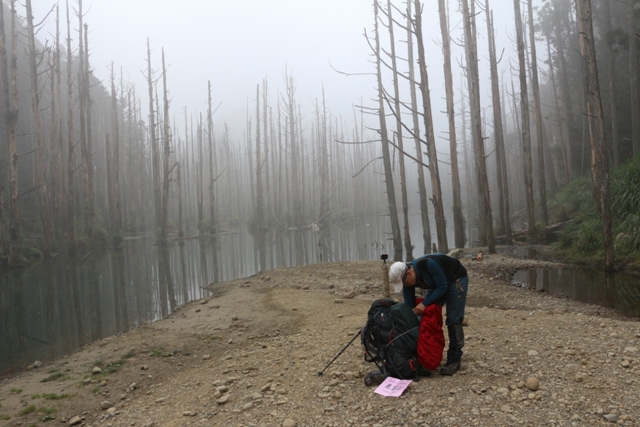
<box><xmin>549</xmin><ymin>156</ymin><xmax>640</xmax><ymax>270</ymax></box>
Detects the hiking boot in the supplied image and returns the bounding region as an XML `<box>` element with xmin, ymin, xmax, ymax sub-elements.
<box><xmin>416</xmin><ymin>365</ymin><xmax>432</xmax><ymax>377</ymax></box>
<box><xmin>440</xmin><ymin>361</ymin><xmax>461</xmax><ymax>376</ymax></box>
<box><xmin>364</xmin><ymin>370</ymin><xmax>387</xmax><ymax>386</ymax></box>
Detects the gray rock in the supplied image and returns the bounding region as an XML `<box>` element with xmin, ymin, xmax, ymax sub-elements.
<box><xmin>100</xmin><ymin>401</ymin><xmax>113</xmax><ymax>410</ymax></box>
<box><xmin>92</xmin><ymin>366</ymin><xmax>103</xmax><ymax>374</ymax></box>
<box><xmin>68</xmin><ymin>416</ymin><xmax>82</xmax><ymax>426</ymax></box>
<box><xmin>526</xmin><ymin>377</ymin><xmax>539</xmax><ymax>391</ymax></box>
<box><xmin>603</xmin><ymin>414</ymin><xmax>618</xmax><ymax>422</ymax></box>
<box><xmin>283</xmin><ymin>419</ymin><xmax>297</xmax><ymax>427</ymax></box>
<box><xmin>217</xmin><ymin>394</ymin><xmax>230</xmax><ymax>404</ymax></box>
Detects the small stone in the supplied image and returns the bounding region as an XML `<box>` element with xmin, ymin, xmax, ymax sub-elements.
<box><xmin>232</xmin><ymin>316</ymin><xmax>239</xmax><ymax>321</ymax></box>
<box><xmin>500</xmin><ymin>404</ymin><xmax>512</xmax><ymax>413</ymax></box>
<box><xmin>92</xmin><ymin>366</ymin><xmax>103</xmax><ymax>374</ymax></box>
<box><xmin>603</xmin><ymin>414</ymin><xmax>618</xmax><ymax>422</ymax></box>
<box><xmin>195</xmin><ymin>308</ymin><xmax>201</xmax><ymax>313</ymax></box>
<box><xmin>526</xmin><ymin>377</ymin><xmax>539</xmax><ymax>391</ymax></box>
<box><xmin>497</xmin><ymin>387</ymin><xmax>509</xmax><ymax>394</ymax></box>
<box><xmin>283</xmin><ymin>419</ymin><xmax>297</xmax><ymax>427</ymax></box>
<box><xmin>100</xmin><ymin>401</ymin><xmax>114</xmax><ymax>410</ymax></box>
<box><xmin>106</xmin><ymin>407</ymin><xmax>116</xmax><ymax>414</ymax></box>
<box><xmin>140</xmin><ymin>365</ymin><xmax>149</xmax><ymax>370</ymax></box>
<box><xmin>32</xmin><ymin>360</ymin><xmax>43</xmax><ymax>369</ymax></box>
<box><xmin>202</xmin><ymin>354</ymin><xmax>211</xmax><ymax>360</ymax></box>
<box><xmin>621</xmin><ymin>360</ymin><xmax>631</xmax><ymax>368</ymax></box>
<box><xmin>217</xmin><ymin>394</ymin><xmax>230</xmax><ymax>404</ymax></box>
<box><xmin>624</xmin><ymin>347</ymin><xmax>638</xmax><ymax>354</ymax></box>
<box><xmin>216</xmin><ymin>386</ymin><xmax>229</xmax><ymax>393</ymax></box>
<box><xmin>334</xmin><ymin>299</ymin><xmax>343</xmax><ymax>304</ymax></box>
<box><xmin>527</xmin><ymin>350</ymin><xmax>539</xmax><ymax>357</ymax></box>
<box><xmin>565</xmin><ymin>363</ymin><xmax>579</xmax><ymax>373</ymax></box>
<box><xmin>182</xmin><ymin>411</ymin><xmax>196</xmax><ymax>417</ymax></box>
<box><xmin>69</xmin><ymin>416</ymin><xmax>82</xmax><ymax>426</ymax></box>
<box><xmin>242</xmin><ymin>402</ymin><xmax>253</xmax><ymax>410</ymax></box>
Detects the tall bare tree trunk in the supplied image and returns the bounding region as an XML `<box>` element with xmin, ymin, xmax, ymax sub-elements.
<box><xmin>160</xmin><ymin>49</ymin><xmax>171</xmax><ymax>243</ymax></box>
<box><xmin>575</xmin><ymin>0</ymin><xmax>614</xmax><ymax>271</ymax></box>
<box><xmin>462</xmin><ymin>0</ymin><xmax>495</xmax><ymax>252</ymax></box>
<box><xmin>0</xmin><ymin>0</ymin><xmax>11</xmax><ymax>258</ymax></box>
<box><xmin>83</xmin><ymin>23</ymin><xmax>95</xmax><ymax>242</ymax></box>
<box><xmin>405</xmin><ymin>0</ymin><xmax>431</xmax><ymax>254</ymax></box>
<box><xmin>485</xmin><ymin>4</ymin><xmax>512</xmax><ymax>244</ymax></box>
<box><xmin>207</xmin><ymin>81</ymin><xmax>216</xmax><ymax>235</ymax></box>
<box><xmin>8</xmin><ymin>0</ymin><xmax>19</xmax><ymax>263</ymax></box>
<box><xmin>513</xmin><ymin>0</ymin><xmax>536</xmax><ymax>241</ymax></box>
<box><xmin>527</xmin><ymin>0</ymin><xmax>549</xmax><ymax>229</ymax></box>
<box><xmin>65</xmin><ymin>0</ymin><xmax>75</xmax><ymax>252</ymax></box>
<box><xmin>387</xmin><ymin>0</ymin><xmax>413</xmax><ymax>260</ymax></box>
<box><xmin>604</xmin><ymin>0</ymin><xmax>620</xmax><ymax>168</ymax></box>
<box><xmin>373</xmin><ymin>0</ymin><xmax>403</xmax><ymax>260</ymax></box>
<box><xmin>110</xmin><ymin>66</ymin><xmax>123</xmax><ymax>246</ymax></box>
<box><xmin>145</xmin><ymin>39</ymin><xmax>160</xmax><ymax>237</ymax></box>
<box><xmin>630</xmin><ymin>0</ymin><xmax>640</xmax><ymax>158</ymax></box>
<box><xmin>413</xmin><ymin>0</ymin><xmax>448</xmax><ymax>253</ymax></box>
<box><xmin>439</xmin><ymin>0</ymin><xmax>465</xmax><ymax>249</ymax></box>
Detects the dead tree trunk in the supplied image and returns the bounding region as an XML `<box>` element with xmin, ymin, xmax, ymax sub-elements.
<box><xmin>145</xmin><ymin>39</ymin><xmax>160</xmax><ymax>237</ymax></box>
<box><xmin>575</xmin><ymin>0</ymin><xmax>614</xmax><ymax>271</ymax></box>
<box><xmin>603</xmin><ymin>0</ymin><xmax>619</xmax><ymax>168</ymax></box>
<box><xmin>110</xmin><ymin>66</ymin><xmax>123</xmax><ymax>246</ymax></box>
<box><xmin>412</xmin><ymin>0</ymin><xmax>448</xmax><ymax>253</ymax></box>
<box><xmin>160</xmin><ymin>49</ymin><xmax>171</xmax><ymax>243</ymax></box>
<box><xmin>462</xmin><ymin>0</ymin><xmax>495</xmax><ymax>252</ymax></box>
<box><xmin>25</xmin><ymin>0</ymin><xmax>52</xmax><ymax>257</ymax></box>
<box><xmin>65</xmin><ymin>0</ymin><xmax>75</xmax><ymax>252</ymax></box>
<box><xmin>630</xmin><ymin>0</ymin><xmax>640</xmax><ymax>158</ymax></box>
<box><xmin>485</xmin><ymin>4</ymin><xmax>512</xmax><ymax>244</ymax></box>
<box><xmin>8</xmin><ymin>0</ymin><xmax>19</xmax><ymax>263</ymax></box>
<box><xmin>405</xmin><ymin>0</ymin><xmax>431</xmax><ymax>254</ymax></box>
<box><xmin>373</xmin><ymin>0</ymin><xmax>403</xmax><ymax>260</ymax></box>
<box><xmin>527</xmin><ymin>0</ymin><xmax>549</xmax><ymax>228</ymax></box>
<box><xmin>207</xmin><ymin>81</ymin><xmax>216</xmax><ymax>235</ymax></box>
<box><xmin>387</xmin><ymin>0</ymin><xmax>413</xmax><ymax>260</ymax></box>
<box><xmin>439</xmin><ymin>0</ymin><xmax>465</xmax><ymax>249</ymax></box>
<box><xmin>513</xmin><ymin>0</ymin><xmax>536</xmax><ymax>241</ymax></box>
<box><xmin>0</xmin><ymin>0</ymin><xmax>11</xmax><ymax>258</ymax></box>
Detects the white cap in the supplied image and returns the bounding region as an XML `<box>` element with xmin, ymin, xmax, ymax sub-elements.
<box><xmin>389</xmin><ymin>262</ymin><xmax>407</xmax><ymax>294</ymax></box>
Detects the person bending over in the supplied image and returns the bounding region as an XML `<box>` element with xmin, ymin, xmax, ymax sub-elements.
<box><xmin>389</xmin><ymin>253</ymin><xmax>468</xmax><ymax>375</ymax></box>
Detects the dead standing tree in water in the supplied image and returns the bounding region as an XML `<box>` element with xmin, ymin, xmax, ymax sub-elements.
<box><xmin>0</xmin><ymin>0</ymin><xmax>18</xmax><ymax>262</ymax></box>
<box><xmin>484</xmin><ymin>0</ymin><xmax>512</xmax><ymax>244</ymax></box>
<box><xmin>527</xmin><ymin>0</ymin><xmax>549</xmax><ymax>230</ymax></box>
<box><xmin>461</xmin><ymin>0</ymin><xmax>495</xmax><ymax>253</ymax></box>
<box><xmin>513</xmin><ymin>0</ymin><xmax>536</xmax><ymax>241</ymax></box>
<box><xmin>574</xmin><ymin>0</ymin><xmax>614</xmax><ymax>271</ymax></box>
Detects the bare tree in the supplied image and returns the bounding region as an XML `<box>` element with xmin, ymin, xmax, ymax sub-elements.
<box><xmin>462</xmin><ymin>0</ymin><xmax>495</xmax><ymax>252</ymax></box>
<box><xmin>527</xmin><ymin>0</ymin><xmax>549</xmax><ymax>229</ymax></box>
<box><xmin>575</xmin><ymin>0</ymin><xmax>614</xmax><ymax>271</ymax></box>
<box><xmin>373</xmin><ymin>0</ymin><xmax>403</xmax><ymax>260</ymax></box>
<box><xmin>630</xmin><ymin>0</ymin><xmax>640</xmax><ymax>158</ymax></box>
<box><xmin>386</xmin><ymin>0</ymin><xmax>413</xmax><ymax>260</ymax></box>
<box><xmin>405</xmin><ymin>0</ymin><xmax>431</xmax><ymax>254</ymax></box>
<box><xmin>513</xmin><ymin>0</ymin><xmax>536</xmax><ymax>241</ymax></box>
<box><xmin>65</xmin><ymin>0</ymin><xmax>76</xmax><ymax>251</ymax></box>
<box><xmin>485</xmin><ymin>2</ymin><xmax>512</xmax><ymax>244</ymax></box>
<box><xmin>439</xmin><ymin>0</ymin><xmax>465</xmax><ymax>249</ymax></box>
<box><xmin>160</xmin><ymin>49</ymin><xmax>171</xmax><ymax>243</ymax></box>
<box><xmin>412</xmin><ymin>0</ymin><xmax>449</xmax><ymax>253</ymax></box>
<box><xmin>0</xmin><ymin>0</ymin><xmax>11</xmax><ymax>257</ymax></box>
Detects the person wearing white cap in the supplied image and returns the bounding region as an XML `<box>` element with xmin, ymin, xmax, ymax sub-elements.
<box><xmin>389</xmin><ymin>253</ymin><xmax>468</xmax><ymax>375</ymax></box>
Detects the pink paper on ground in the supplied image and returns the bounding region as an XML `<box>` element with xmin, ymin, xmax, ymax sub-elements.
<box><xmin>374</xmin><ymin>377</ymin><xmax>412</xmax><ymax>397</ymax></box>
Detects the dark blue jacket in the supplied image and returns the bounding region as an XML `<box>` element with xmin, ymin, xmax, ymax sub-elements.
<box><xmin>402</xmin><ymin>254</ymin><xmax>467</xmax><ymax>307</ymax></box>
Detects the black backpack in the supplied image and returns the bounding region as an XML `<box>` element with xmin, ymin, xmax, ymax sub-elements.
<box><xmin>360</xmin><ymin>298</ymin><xmax>420</xmax><ymax>385</ymax></box>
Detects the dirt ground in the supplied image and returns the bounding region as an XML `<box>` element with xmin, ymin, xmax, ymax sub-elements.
<box><xmin>1</xmin><ymin>246</ymin><xmax>639</xmax><ymax>427</ymax></box>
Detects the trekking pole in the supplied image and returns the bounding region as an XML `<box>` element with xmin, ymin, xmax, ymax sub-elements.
<box><xmin>318</xmin><ymin>330</ymin><xmax>360</xmax><ymax>376</ymax></box>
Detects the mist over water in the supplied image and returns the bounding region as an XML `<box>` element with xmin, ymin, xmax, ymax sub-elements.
<box><xmin>0</xmin><ymin>220</ymin><xmax>389</xmax><ymax>378</ymax></box>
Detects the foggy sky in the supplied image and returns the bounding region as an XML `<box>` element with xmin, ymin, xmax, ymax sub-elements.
<box><xmin>30</xmin><ymin>0</ymin><xmax>546</xmax><ymax>145</ymax></box>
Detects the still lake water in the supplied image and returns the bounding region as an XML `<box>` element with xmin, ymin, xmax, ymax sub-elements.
<box><xmin>0</xmin><ymin>222</ymin><xmax>390</xmax><ymax>378</ymax></box>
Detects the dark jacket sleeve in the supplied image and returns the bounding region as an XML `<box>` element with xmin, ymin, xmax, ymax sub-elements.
<box><xmin>402</xmin><ymin>282</ymin><xmax>416</xmax><ymax>308</ymax></box>
<box><xmin>420</xmin><ymin>258</ymin><xmax>449</xmax><ymax>306</ymax></box>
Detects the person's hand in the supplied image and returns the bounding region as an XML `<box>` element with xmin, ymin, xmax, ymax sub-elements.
<box><xmin>413</xmin><ymin>303</ymin><xmax>426</xmax><ymax>316</ymax></box>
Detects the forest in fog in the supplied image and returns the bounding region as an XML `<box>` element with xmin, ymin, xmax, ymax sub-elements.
<box><xmin>0</xmin><ymin>0</ymin><xmax>639</xmax><ymax>270</ymax></box>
